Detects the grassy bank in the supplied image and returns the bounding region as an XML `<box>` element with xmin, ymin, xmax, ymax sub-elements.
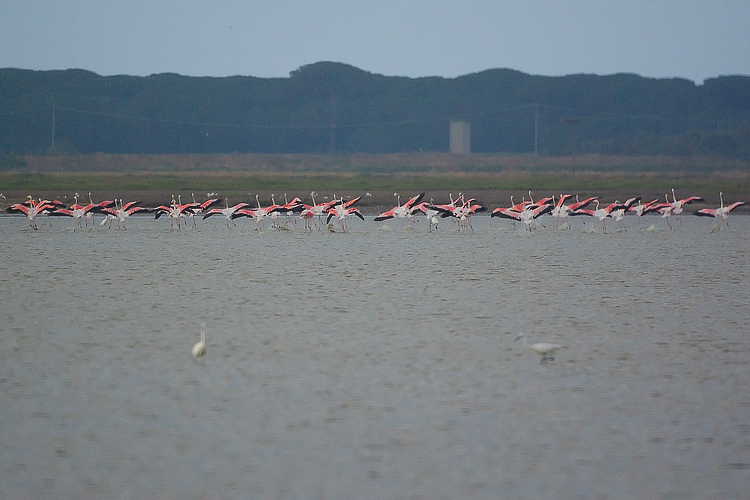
<box><xmin>2</xmin><ymin>170</ymin><xmax>749</xmax><ymax>210</ymax></box>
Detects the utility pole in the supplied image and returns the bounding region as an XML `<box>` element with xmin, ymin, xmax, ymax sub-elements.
<box><xmin>329</xmin><ymin>93</ymin><xmax>337</xmax><ymax>154</ymax></box>
<box><xmin>563</xmin><ymin>117</ymin><xmax>582</xmax><ymax>169</ymax></box>
<box><xmin>534</xmin><ymin>103</ymin><xmax>539</xmax><ymax>156</ymax></box>
<box><xmin>51</xmin><ymin>105</ymin><xmax>56</xmax><ymax>150</ymax></box>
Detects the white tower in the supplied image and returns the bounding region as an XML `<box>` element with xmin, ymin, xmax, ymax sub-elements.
<box><xmin>449</xmin><ymin>120</ymin><xmax>471</xmax><ymax>154</ymax></box>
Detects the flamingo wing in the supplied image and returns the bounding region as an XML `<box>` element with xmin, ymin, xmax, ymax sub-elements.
<box><xmin>570</xmin><ymin>208</ymin><xmax>594</xmax><ymax>217</ymax></box>
<box><xmin>725</xmin><ymin>201</ymin><xmax>745</xmax><ymax>213</ymax></box>
<box><xmin>568</xmin><ymin>196</ymin><xmax>597</xmax><ymax>211</ymax></box>
<box><xmin>695</xmin><ymin>208</ymin><xmax>718</xmax><ymax>218</ymax></box>
<box><xmin>531</xmin><ymin>204</ymin><xmax>553</xmax><ymax>219</ymax></box>
<box><xmin>6</xmin><ymin>203</ymin><xmax>31</xmax><ymax>215</ymax></box>
<box><xmin>404</xmin><ymin>192</ymin><xmax>425</xmax><ymax>209</ymax></box>
<box><xmin>48</xmin><ymin>208</ymin><xmax>74</xmax><ymax>217</ymax></box>
<box><xmin>232</xmin><ymin>209</ymin><xmax>257</xmax><ymax>219</ymax></box>
<box><xmin>556</xmin><ymin>194</ymin><xmax>573</xmax><ymax>207</ymax></box>
<box><xmin>153</xmin><ymin>205</ymin><xmax>172</xmax><ymax>219</ymax></box>
<box><xmin>491</xmin><ymin>208</ymin><xmax>521</xmax><ymax>220</ymax></box>
<box><xmin>120</xmin><ymin>201</ymin><xmax>141</xmax><ymax>211</ymax></box>
<box><xmin>679</xmin><ymin>196</ymin><xmax>704</xmax><ymax>205</ymax></box>
<box><xmin>127</xmin><ymin>206</ymin><xmax>150</xmax><ymax>215</ymax></box>
<box><xmin>202</xmin><ymin>208</ymin><xmax>224</xmax><ymax>219</ymax></box>
<box><xmin>342</xmin><ymin>194</ymin><xmax>364</xmax><ymax>208</ymax></box>
<box><xmin>409</xmin><ymin>203</ymin><xmax>428</xmax><ymax>216</ymax></box>
<box><xmin>622</xmin><ymin>196</ymin><xmax>642</xmax><ymax>210</ymax></box>
<box><xmin>200</xmin><ymin>198</ymin><xmax>222</xmax><ymax>210</ymax></box>
<box><xmin>374</xmin><ymin>208</ymin><xmax>396</xmax><ymax>221</ymax></box>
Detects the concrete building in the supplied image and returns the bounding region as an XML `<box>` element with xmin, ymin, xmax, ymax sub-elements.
<box><xmin>449</xmin><ymin>120</ymin><xmax>471</xmax><ymax>154</ymax></box>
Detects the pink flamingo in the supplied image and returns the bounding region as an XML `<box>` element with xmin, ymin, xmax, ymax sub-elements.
<box><xmin>100</xmin><ymin>199</ymin><xmax>149</xmax><ymax>229</ymax></box>
<box><xmin>669</xmin><ymin>188</ymin><xmax>704</xmax><ymax>225</ymax></box>
<box><xmin>6</xmin><ymin>196</ymin><xmax>63</xmax><ymax>230</ymax></box>
<box><xmin>374</xmin><ymin>192</ymin><xmax>425</xmax><ymax>226</ymax></box>
<box><xmin>153</xmin><ymin>195</ymin><xmax>195</xmax><ymax>229</ymax></box>
<box><xmin>202</xmin><ymin>198</ymin><xmax>253</xmax><ymax>227</ymax></box>
<box><xmin>326</xmin><ymin>204</ymin><xmax>364</xmax><ymax>232</ymax></box>
<box><xmin>695</xmin><ymin>192</ymin><xmax>745</xmax><ymax>229</ymax></box>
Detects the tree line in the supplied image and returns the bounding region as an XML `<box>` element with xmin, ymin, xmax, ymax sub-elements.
<box><xmin>1</xmin><ymin>62</ymin><xmax>749</xmax><ymax>161</ymax></box>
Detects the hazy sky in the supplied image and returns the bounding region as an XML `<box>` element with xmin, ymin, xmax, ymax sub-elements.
<box><xmin>3</xmin><ymin>1</ymin><xmax>749</xmax><ymax>83</ymax></box>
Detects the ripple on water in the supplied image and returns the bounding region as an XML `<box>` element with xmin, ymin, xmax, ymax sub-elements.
<box><xmin>1</xmin><ymin>215</ymin><xmax>749</xmax><ymax>498</ymax></box>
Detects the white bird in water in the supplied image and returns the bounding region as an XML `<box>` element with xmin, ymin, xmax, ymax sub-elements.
<box><xmin>192</xmin><ymin>322</ymin><xmax>207</xmax><ymax>363</ymax></box>
<box><xmin>513</xmin><ymin>332</ymin><xmax>564</xmax><ymax>364</ymax></box>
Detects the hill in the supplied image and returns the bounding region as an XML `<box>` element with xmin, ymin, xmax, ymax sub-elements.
<box><xmin>1</xmin><ymin>62</ymin><xmax>750</xmax><ymax>160</ymax></box>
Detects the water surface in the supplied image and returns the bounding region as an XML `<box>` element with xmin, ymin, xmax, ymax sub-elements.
<box><xmin>1</xmin><ymin>214</ymin><xmax>749</xmax><ymax>499</ymax></box>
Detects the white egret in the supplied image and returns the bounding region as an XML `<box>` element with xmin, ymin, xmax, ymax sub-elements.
<box><xmin>513</xmin><ymin>332</ymin><xmax>564</xmax><ymax>364</ymax></box>
<box><xmin>192</xmin><ymin>322</ymin><xmax>207</xmax><ymax>363</ymax></box>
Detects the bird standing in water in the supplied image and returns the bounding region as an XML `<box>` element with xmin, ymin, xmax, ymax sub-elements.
<box><xmin>513</xmin><ymin>333</ymin><xmax>564</xmax><ymax>364</ymax></box>
<box><xmin>192</xmin><ymin>322</ymin><xmax>207</xmax><ymax>363</ymax></box>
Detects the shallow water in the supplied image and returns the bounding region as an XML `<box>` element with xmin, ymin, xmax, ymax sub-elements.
<box><xmin>1</xmin><ymin>214</ymin><xmax>749</xmax><ymax>499</ymax></box>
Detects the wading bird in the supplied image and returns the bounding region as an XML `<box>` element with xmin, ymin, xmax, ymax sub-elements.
<box><xmin>513</xmin><ymin>333</ymin><xmax>564</xmax><ymax>364</ymax></box>
<box><xmin>695</xmin><ymin>192</ymin><xmax>745</xmax><ymax>230</ymax></box>
<box><xmin>100</xmin><ymin>199</ymin><xmax>149</xmax><ymax>229</ymax></box>
<box><xmin>202</xmin><ymin>198</ymin><xmax>252</xmax><ymax>227</ymax></box>
<box><xmin>326</xmin><ymin>203</ymin><xmax>364</xmax><ymax>232</ymax></box>
<box><xmin>192</xmin><ymin>322</ymin><xmax>207</xmax><ymax>363</ymax></box>
<box><xmin>6</xmin><ymin>196</ymin><xmax>63</xmax><ymax>230</ymax></box>
<box><xmin>374</xmin><ymin>192</ymin><xmax>425</xmax><ymax>227</ymax></box>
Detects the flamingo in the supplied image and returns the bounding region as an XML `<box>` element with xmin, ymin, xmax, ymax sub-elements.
<box><xmin>266</xmin><ymin>194</ymin><xmax>286</xmax><ymax>229</ymax></box>
<box><xmin>153</xmin><ymin>195</ymin><xmax>195</xmax><ymax>229</ymax></box>
<box><xmin>410</xmin><ymin>199</ymin><xmax>441</xmax><ymax>231</ymax></box>
<box><xmin>426</xmin><ymin>192</ymin><xmax>465</xmax><ymax>217</ymax></box>
<box><xmin>567</xmin><ymin>195</ymin><xmax>598</xmax><ymax>213</ymax></box>
<box><xmin>374</xmin><ymin>192</ymin><xmax>425</xmax><ymax>227</ymax></box>
<box><xmin>629</xmin><ymin>198</ymin><xmax>660</xmax><ymax>229</ymax></box>
<box><xmin>296</xmin><ymin>191</ymin><xmax>335</xmax><ymax>231</ymax></box>
<box><xmin>83</xmin><ymin>192</ymin><xmax>115</xmax><ymax>228</ymax></box>
<box><xmin>518</xmin><ymin>202</ymin><xmax>552</xmax><ymax>231</ymax></box>
<box><xmin>526</xmin><ymin>191</ymin><xmax>554</xmax><ymax>210</ymax></box>
<box><xmin>490</xmin><ymin>205</ymin><xmax>522</xmax><ymax>222</ymax></box>
<box><xmin>550</xmin><ymin>194</ymin><xmax>574</xmax><ymax>229</ymax></box>
<box><xmin>609</xmin><ymin>196</ymin><xmax>641</xmax><ymax>231</ymax></box>
<box><xmin>299</xmin><ymin>207</ymin><xmax>315</xmax><ymax>231</ymax></box>
<box><xmin>592</xmin><ymin>199</ymin><xmax>625</xmax><ymax>233</ymax></box>
<box><xmin>52</xmin><ymin>193</ymin><xmax>111</xmax><ymax>229</ymax></box>
<box><xmin>556</xmin><ymin>194</ymin><xmax>595</xmax><ymax>230</ymax></box>
<box><xmin>695</xmin><ymin>192</ymin><xmax>745</xmax><ymax>230</ymax></box>
<box><xmin>326</xmin><ymin>203</ymin><xmax>364</xmax><ymax>232</ymax></box>
<box><xmin>202</xmin><ymin>198</ymin><xmax>252</xmax><ymax>227</ymax></box>
<box><xmin>513</xmin><ymin>333</ymin><xmax>565</xmax><ymax>365</ymax></box>
<box><xmin>100</xmin><ymin>199</ymin><xmax>149</xmax><ymax>229</ymax></box>
<box><xmin>251</xmin><ymin>194</ymin><xmax>285</xmax><ymax>230</ymax></box>
<box><xmin>568</xmin><ymin>206</ymin><xmax>595</xmax><ymax>232</ymax></box>
<box><xmin>185</xmin><ymin>193</ymin><xmax>222</xmax><ymax>227</ymax></box>
<box><xmin>307</xmin><ymin>192</ymin><xmax>338</xmax><ymax>228</ymax></box>
<box><xmin>454</xmin><ymin>197</ymin><xmax>487</xmax><ymax>231</ymax></box>
<box><xmin>490</xmin><ymin>195</ymin><xmax>527</xmax><ymax>228</ymax></box>
<box><xmin>279</xmin><ymin>193</ymin><xmax>304</xmax><ymax>227</ymax></box>
<box><xmin>48</xmin><ymin>193</ymin><xmax>87</xmax><ymax>230</ymax></box>
<box><xmin>670</xmin><ymin>188</ymin><xmax>703</xmax><ymax>225</ymax></box>
<box><xmin>192</xmin><ymin>322</ymin><xmax>207</xmax><ymax>363</ymax></box>
<box><xmin>6</xmin><ymin>196</ymin><xmax>62</xmax><ymax>230</ymax></box>
<box><xmin>427</xmin><ymin>193</ymin><xmax>485</xmax><ymax>231</ymax></box>
<box><xmin>653</xmin><ymin>194</ymin><xmax>676</xmax><ymax>229</ymax></box>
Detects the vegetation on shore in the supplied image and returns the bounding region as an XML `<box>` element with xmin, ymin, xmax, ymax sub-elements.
<box><xmin>2</xmin><ymin>160</ymin><xmax>748</xmax><ymax>210</ymax></box>
<box><xmin>2</xmin><ymin>63</ymin><xmax>749</xmax><ymax>158</ymax></box>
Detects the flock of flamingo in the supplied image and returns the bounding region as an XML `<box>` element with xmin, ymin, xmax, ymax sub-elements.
<box><xmin>4</xmin><ymin>188</ymin><xmax>745</xmax><ymax>232</ymax></box>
